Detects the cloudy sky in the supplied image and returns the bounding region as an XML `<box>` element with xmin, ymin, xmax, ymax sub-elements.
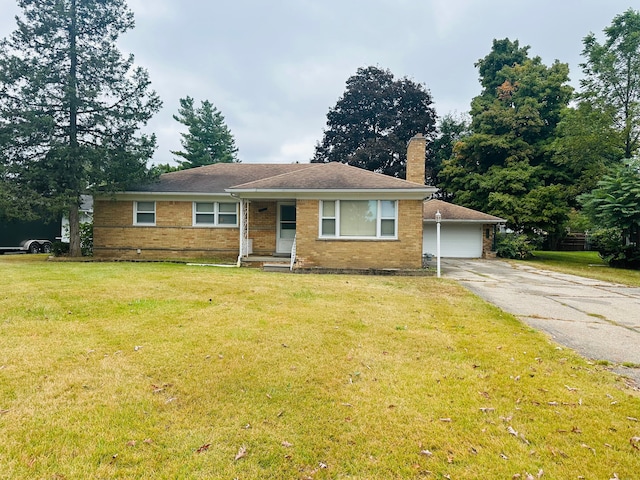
<box><xmin>0</xmin><ymin>0</ymin><xmax>635</xmax><ymax>165</ymax></box>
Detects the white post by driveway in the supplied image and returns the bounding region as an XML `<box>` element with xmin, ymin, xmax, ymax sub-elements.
<box><xmin>436</xmin><ymin>210</ymin><xmax>441</xmax><ymax>278</ymax></box>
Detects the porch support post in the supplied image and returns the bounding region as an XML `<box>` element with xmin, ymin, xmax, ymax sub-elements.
<box><xmin>237</xmin><ymin>199</ymin><xmax>250</xmax><ymax>266</ymax></box>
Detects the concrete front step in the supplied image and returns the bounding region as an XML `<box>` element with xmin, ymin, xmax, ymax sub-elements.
<box><xmin>263</xmin><ymin>263</ymin><xmax>292</xmax><ymax>273</ymax></box>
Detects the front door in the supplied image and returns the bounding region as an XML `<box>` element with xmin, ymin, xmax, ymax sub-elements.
<box><xmin>276</xmin><ymin>203</ymin><xmax>296</xmax><ymax>255</ymax></box>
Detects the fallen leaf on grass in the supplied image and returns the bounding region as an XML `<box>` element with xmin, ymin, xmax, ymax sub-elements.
<box><xmin>235</xmin><ymin>445</ymin><xmax>247</xmax><ymax>461</ymax></box>
<box><xmin>439</xmin><ymin>418</ymin><xmax>452</xmax><ymax>423</ymax></box>
<box><xmin>419</xmin><ymin>449</ymin><xmax>433</xmax><ymax>457</ymax></box>
<box><xmin>0</xmin><ymin>409</ymin><xmax>9</xmax><ymax>415</ymax></box>
<box><xmin>281</xmin><ymin>441</ymin><xmax>293</xmax><ymax>448</ymax></box>
<box><xmin>581</xmin><ymin>443</ymin><xmax>596</xmax><ymax>455</ymax></box>
<box><xmin>627</xmin><ymin>417</ymin><xmax>638</xmax><ymax>422</ymax></box>
<box><xmin>126</xmin><ymin>440</ymin><xmax>136</xmax><ymax>447</ymax></box>
<box><xmin>507</xmin><ymin>426</ymin><xmax>530</xmax><ymax>445</ymax></box>
<box><xmin>631</xmin><ymin>437</ymin><xmax>640</xmax><ymax>450</ymax></box>
<box><xmin>195</xmin><ymin>443</ymin><xmax>211</xmax><ymax>454</ymax></box>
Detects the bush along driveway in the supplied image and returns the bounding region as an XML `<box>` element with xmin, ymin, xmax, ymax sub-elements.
<box><xmin>442</xmin><ymin>258</ymin><xmax>640</xmax><ymax>385</ymax></box>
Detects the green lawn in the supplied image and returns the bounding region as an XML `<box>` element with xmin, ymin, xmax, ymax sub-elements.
<box><xmin>524</xmin><ymin>251</ymin><xmax>640</xmax><ymax>287</ymax></box>
<box><xmin>1</xmin><ymin>255</ymin><xmax>639</xmax><ymax>479</ymax></box>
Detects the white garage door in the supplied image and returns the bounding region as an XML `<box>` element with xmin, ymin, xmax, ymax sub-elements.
<box><xmin>423</xmin><ymin>223</ymin><xmax>483</xmax><ymax>258</ymax></box>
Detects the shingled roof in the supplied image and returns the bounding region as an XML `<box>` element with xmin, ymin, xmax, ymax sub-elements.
<box><xmin>423</xmin><ymin>199</ymin><xmax>505</xmax><ymax>223</ymax></box>
<box><xmin>128</xmin><ymin>162</ymin><xmax>434</xmax><ymax>194</ymax></box>
<box><xmin>228</xmin><ymin>162</ymin><xmax>429</xmax><ymax>191</ymax></box>
<box><xmin>130</xmin><ymin>163</ymin><xmax>315</xmax><ymax>194</ymax></box>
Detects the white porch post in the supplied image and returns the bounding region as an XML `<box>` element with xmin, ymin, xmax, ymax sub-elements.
<box><xmin>435</xmin><ymin>210</ymin><xmax>441</xmax><ymax>278</ymax></box>
<box><xmin>237</xmin><ymin>199</ymin><xmax>250</xmax><ymax>266</ymax></box>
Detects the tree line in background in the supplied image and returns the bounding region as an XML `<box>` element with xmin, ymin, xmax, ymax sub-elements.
<box><xmin>313</xmin><ymin>8</ymin><xmax>640</xmax><ymax>268</ymax></box>
<box><xmin>0</xmin><ymin>1</ymin><xmax>638</xmax><ymax>266</ymax></box>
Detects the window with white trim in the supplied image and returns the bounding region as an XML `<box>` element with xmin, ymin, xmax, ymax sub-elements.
<box><xmin>134</xmin><ymin>201</ymin><xmax>155</xmax><ymax>225</ymax></box>
<box><xmin>193</xmin><ymin>202</ymin><xmax>238</xmax><ymax>227</ymax></box>
<box><xmin>320</xmin><ymin>200</ymin><xmax>397</xmax><ymax>238</ymax></box>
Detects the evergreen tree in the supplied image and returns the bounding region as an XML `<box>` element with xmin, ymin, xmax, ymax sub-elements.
<box><xmin>172</xmin><ymin>96</ymin><xmax>238</xmax><ymax>169</ymax></box>
<box><xmin>0</xmin><ymin>0</ymin><xmax>161</xmax><ymax>256</ymax></box>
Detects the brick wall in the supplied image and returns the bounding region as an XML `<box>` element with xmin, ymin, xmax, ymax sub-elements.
<box><xmin>295</xmin><ymin>199</ymin><xmax>424</xmax><ymax>269</ymax></box>
<box><xmin>247</xmin><ymin>201</ymin><xmax>277</xmax><ymax>254</ymax></box>
<box><xmin>94</xmin><ymin>198</ymin><xmax>425</xmax><ymax>268</ymax></box>
<box><xmin>93</xmin><ymin>199</ymin><xmax>240</xmax><ymax>261</ymax></box>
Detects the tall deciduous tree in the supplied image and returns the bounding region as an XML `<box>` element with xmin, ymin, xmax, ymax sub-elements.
<box><xmin>312</xmin><ymin>66</ymin><xmax>436</xmax><ymax>179</ymax></box>
<box><xmin>172</xmin><ymin>96</ymin><xmax>238</xmax><ymax>169</ymax></box>
<box><xmin>0</xmin><ymin>0</ymin><xmax>161</xmax><ymax>256</ymax></box>
<box><xmin>551</xmin><ymin>102</ymin><xmax>624</xmax><ymax>200</ymax></box>
<box><xmin>580</xmin><ymin>8</ymin><xmax>640</xmax><ymax>159</ymax></box>
<box><xmin>430</xmin><ymin>112</ymin><xmax>470</xmax><ymax>191</ymax></box>
<box><xmin>439</xmin><ymin>39</ymin><xmax>573</xmax><ymax>243</ymax></box>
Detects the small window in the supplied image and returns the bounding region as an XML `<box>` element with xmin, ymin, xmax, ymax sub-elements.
<box><xmin>218</xmin><ymin>202</ymin><xmax>238</xmax><ymax>225</ymax></box>
<box><xmin>380</xmin><ymin>200</ymin><xmax>397</xmax><ymax>237</ymax></box>
<box><xmin>135</xmin><ymin>201</ymin><xmax>155</xmax><ymax>225</ymax></box>
<box><xmin>195</xmin><ymin>203</ymin><xmax>216</xmax><ymax>225</ymax></box>
<box><xmin>193</xmin><ymin>202</ymin><xmax>238</xmax><ymax>227</ymax></box>
<box><xmin>321</xmin><ymin>201</ymin><xmax>336</xmax><ymax>236</ymax></box>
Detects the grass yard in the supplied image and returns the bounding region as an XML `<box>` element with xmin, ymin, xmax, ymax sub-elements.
<box><xmin>525</xmin><ymin>251</ymin><xmax>640</xmax><ymax>287</ymax></box>
<box><xmin>1</xmin><ymin>255</ymin><xmax>639</xmax><ymax>479</ymax></box>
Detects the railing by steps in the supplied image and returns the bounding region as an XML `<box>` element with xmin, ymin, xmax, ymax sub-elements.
<box><xmin>290</xmin><ymin>235</ymin><xmax>297</xmax><ymax>271</ymax></box>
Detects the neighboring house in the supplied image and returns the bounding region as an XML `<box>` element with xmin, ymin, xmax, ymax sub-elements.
<box><xmin>61</xmin><ymin>195</ymin><xmax>94</xmax><ymax>242</ymax></box>
<box><xmin>93</xmin><ymin>135</ymin><xmax>437</xmax><ymax>270</ymax></box>
<box><xmin>423</xmin><ymin>199</ymin><xmax>504</xmax><ymax>258</ymax></box>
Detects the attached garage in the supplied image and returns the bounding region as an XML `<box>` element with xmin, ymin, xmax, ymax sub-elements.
<box><xmin>422</xmin><ymin>200</ymin><xmax>505</xmax><ymax>259</ymax></box>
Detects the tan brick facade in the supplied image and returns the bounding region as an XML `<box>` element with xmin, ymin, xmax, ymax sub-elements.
<box><xmin>246</xmin><ymin>201</ymin><xmax>277</xmax><ymax>255</ymax></box>
<box><xmin>94</xmin><ymin>197</ymin><xmax>425</xmax><ymax>269</ymax></box>
<box><xmin>294</xmin><ymin>199</ymin><xmax>424</xmax><ymax>270</ymax></box>
<box><xmin>93</xmin><ymin>199</ymin><xmax>240</xmax><ymax>261</ymax></box>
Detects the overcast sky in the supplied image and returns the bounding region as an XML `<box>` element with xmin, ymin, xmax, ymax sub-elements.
<box><xmin>0</xmin><ymin>1</ymin><xmax>635</xmax><ymax>165</ymax></box>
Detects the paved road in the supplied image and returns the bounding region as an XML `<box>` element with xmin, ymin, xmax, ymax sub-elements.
<box><xmin>442</xmin><ymin>259</ymin><xmax>640</xmax><ymax>385</ymax></box>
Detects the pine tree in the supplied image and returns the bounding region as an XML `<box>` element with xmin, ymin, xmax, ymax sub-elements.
<box><xmin>0</xmin><ymin>0</ymin><xmax>161</xmax><ymax>256</ymax></box>
<box><xmin>172</xmin><ymin>96</ymin><xmax>238</xmax><ymax>168</ymax></box>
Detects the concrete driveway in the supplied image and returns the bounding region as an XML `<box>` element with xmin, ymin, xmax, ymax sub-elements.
<box><xmin>442</xmin><ymin>258</ymin><xmax>640</xmax><ymax>385</ymax></box>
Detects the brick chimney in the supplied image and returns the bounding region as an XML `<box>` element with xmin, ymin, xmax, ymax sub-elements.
<box><xmin>406</xmin><ymin>133</ymin><xmax>426</xmax><ymax>184</ymax></box>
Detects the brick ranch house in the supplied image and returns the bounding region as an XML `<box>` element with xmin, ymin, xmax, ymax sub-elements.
<box><xmin>93</xmin><ymin>134</ymin><xmax>501</xmax><ymax>269</ymax></box>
